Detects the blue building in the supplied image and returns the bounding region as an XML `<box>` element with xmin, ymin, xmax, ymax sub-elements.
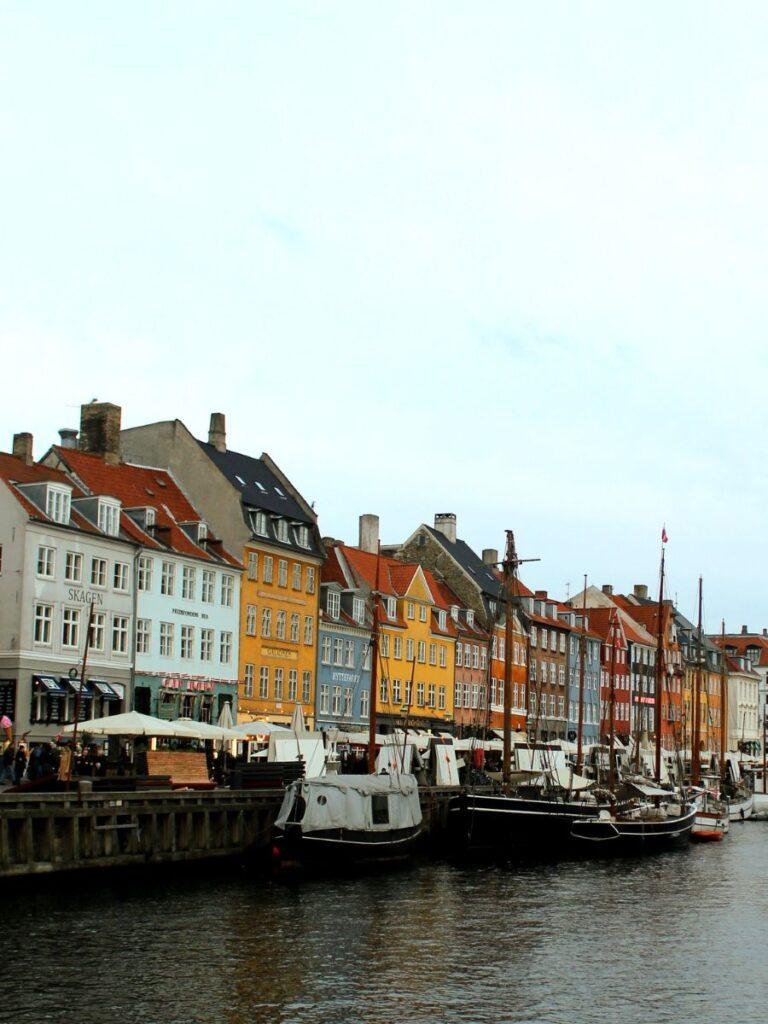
<box><xmin>315</xmin><ymin>542</ymin><xmax>372</xmax><ymax>732</ymax></box>
<box><xmin>563</xmin><ymin>608</ymin><xmax>601</xmax><ymax>748</ymax></box>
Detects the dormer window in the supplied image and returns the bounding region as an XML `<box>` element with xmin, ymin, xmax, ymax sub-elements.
<box><xmin>438</xmin><ymin>610</ymin><xmax>447</xmax><ymax>630</ymax></box>
<box><xmin>328</xmin><ymin>591</ymin><xmax>341</xmax><ymax>620</ymax></box>
<box><xmin>387</xmin><ymin>596</ymin><xmax>396</xmax><ymax>620</ymax></box>
<box><xmin>46</xmin><ymin>485</ymin><xmax>71</xmax><ymax>525</ymax></box>
<box><xmin>97</xmin><ymin>498</ymin><xmax>120</xmax><ymax>537</ymax></box>
<box><xmin>451</xmin><ymin>605</ymin><xmax>459</xmax><ymax>622</ymax></box>
<box><xmin>276</xmin><ymin>519</ymin><xmax>289</xmax><ymax>543</ymax></box>
<box><xmin>353</xmin><ymin>596</ymin><xmax>365</xmax><ymax>624</ymax></box>
<box><xmin>145</xmin><ymin>507</ymin><xmax>156</xmax><ymax>528</ymax></box>
<box><xmin>296</xmin><ymin>525</ymin><xmax>310</xmax><ymax>548</ymax></box>
<box><xmin>253</xmin><ymin>511</ymin><xmax>268</xmax><ymax>537</ymax></box>
<box><xmin>197</xmin><ymin>522</ymin><xmax>207</xmax><ymax>543</ymax></box>
<box><xmin>467</xmin><ymin>610</ymin><xmax>475</xmax><ymax>628</ymax></box>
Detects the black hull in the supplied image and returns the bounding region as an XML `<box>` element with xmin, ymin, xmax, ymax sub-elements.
<box><xmin>273</xmin><ymin>823</ymin><xmax>423</xmax><ymax>874</ymax></box>
<box><xmin>569</xmin><ymin>808</ymin><xmax>696</xmax><ymax>854</ymax></box>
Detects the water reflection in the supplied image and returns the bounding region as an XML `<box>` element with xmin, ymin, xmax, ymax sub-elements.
<box><xmin>1</xmin><ymin>828</ymin><xmax>766</xmax><ymax>1024</ymax></box>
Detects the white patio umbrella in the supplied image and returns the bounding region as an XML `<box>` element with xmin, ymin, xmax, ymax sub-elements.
<box><xmin>234</xmin><ymin>720</ymin><xmax>289</xmax><ymax>738</ymax></box>
<box><xmin>62</xmin><ymin>711</ymin><xmax>191</xmax><ymax>738</ymax></box>
<box><xmin>170</xmin><ymin>718</ymin><xmax>242</xmax><ymax>741</ymax></box>
<box><xmin>290</xmin><ymin>702</ymin><xmax>308</xmax><ymax>735</ymax></box>
<box><xmin>217</xmin><ymin>701</ymin><xmax>235</xmax><ymax>730</ymax></box>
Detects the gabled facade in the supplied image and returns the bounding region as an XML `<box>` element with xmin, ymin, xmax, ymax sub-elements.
<box><xmin>0</xmin><ymin>433</ymin><xmax>135</xmax><ymax>741</ymax></box>
<box><xmin>120</xmin><ymin>411</ymin><xmax>323</xmax><ymax>725</ymax></box>
<box><xmin>583</xmin><ymin>607</ymin><xmax>631</xmax><ymax>744</ymax></box>
<box><xmin>559</xmin><ymin>607</ymin><xmax>601</xmax><ymax>747</ymax></box>
<box><xmin>316</xmin><ymin>543</ymin><xmax>372</xmax><ymax>731</ymax></box>
<box><xmin>714</xmin><ymin>627</ymin><xmax>768</xmax><ymax>758</ymax></box>
<box><xmin>675</xmin><ymin>610</ymin><xmax>724</xmax><ymax>759</ymax></box>
<box><xmin>521</xmin><ymin>590</ymin><xmax>572</xmax><ymax>741</ymax></box>
<box><xmin>44</xmin><ymin>404</ymin><xmax>242</xmax><ymax>724</ymax></box>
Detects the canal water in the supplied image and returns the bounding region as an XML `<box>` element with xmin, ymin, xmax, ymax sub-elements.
<box><xmin>2</xmin><ymin>824</ymin><xmax>766</xmax><ymax>1024</ymax></box>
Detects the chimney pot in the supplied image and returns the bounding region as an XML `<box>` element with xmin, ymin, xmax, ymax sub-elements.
<box><xmin>208</xmin><ymin>412</ymin><xmax>226</xmax><ymax>453</ymax></box>
<box><xmin>602</xmin><ymin>584</ymin><xmax>613</xmax><ymax>596</ymax></box>
<box><xmin>434</xmin><ymin>513</ymin><xmax>457</xmax><ymax>544</ymax></box>
<box><xmin>79</xmin><ymin>402</ymin><xmax>122</xmax><ymax>465</ymax></box>
<box><xmin>59</xmin><ymin>428</ymin><xmax>78</xmax><ymax>450</ymax></box>
<box><xmin>633</xmin><ymin>584</ymin><xmax>648</xmax><ymax>600</ymax></box>
<box><xmin>741</xmin><ymin>625</ymin><xmax>748</xmax><ymax>635</ymax></box>
<box><xmin>359</xmin><ymin>514</ymin><xmax>380</xmax><ymax>554</ymax></box>
<box><xmin>763</xmin><ymin>629</ymin><xmax>767</xmax><ymax>638</ymax></box>
<box><xmin>482</xmin><ymin>548</ymin><xmax>499</xmax><ymax>566</ymax></box>
<box><xmin>12</xmin><ymin>432</ymin><xmax>33</xmax><ymax>466</ymax></box>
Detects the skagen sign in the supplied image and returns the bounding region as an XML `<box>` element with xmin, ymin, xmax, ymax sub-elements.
<box><xmin>67</xmin><ymin>588</ymin><xmax>104</xmax><ymax>606</ymax></box>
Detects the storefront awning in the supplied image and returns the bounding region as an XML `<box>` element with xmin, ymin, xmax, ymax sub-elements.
<box><xmin>33</xmin><ymin>674</ymin><xmax>66</xmax><ymax>694</ymax></box>
<box><xmin>90</xmin><ymin>680</ymin><xmax>120</xmax><ymax>700</ymax></box>
<box><xmin>64</xmin><ymin>678</ymin><xmax>92</xmax><ymax>695</ymax></box>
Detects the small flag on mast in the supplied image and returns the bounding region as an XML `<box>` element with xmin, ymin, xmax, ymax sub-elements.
<box><xmin>661</xmin><ymin>526</ymin><xmax>668</xmax><ymax>544</ymax></box>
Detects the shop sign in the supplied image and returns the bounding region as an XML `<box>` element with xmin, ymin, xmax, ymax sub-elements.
<box><xmin>261</xmin><ymin>646</ymin><xmax>297</xmax><ymax>661</ymax></box>
<box><xmin>66</xmin><ymin>588</ymin><xmax>104</xmax><ymax>605</ymax></box>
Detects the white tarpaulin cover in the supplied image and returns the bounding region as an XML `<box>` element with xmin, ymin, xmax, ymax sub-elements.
<box><xmin>529</xmin><ymin>767</ymin><xmax>594</xmax><ymax>790</ymax></box>
<box><xmin>377</xmin><ymin>742</ymin><xmax>413</xmax><ymax>774</ymax></box>
<box><xmin>432</xmin><ymin>738</ymin><xmax>460</xmax><ymax>786</ymax></box>
<box><xmin>275</xmin><ymin>773</ymin><xmax>422</xmax><ymax>834</ymax></box>
<box><xmin>515</xmin><ymin>746</ymin><xmax>569</xmax><ymax>773</ymax></box>
<box><xmin>235</xmin><ymin>720</ymin><xmax>289</xmax><ymax>737</ymax></box>
<box><xmin>171</xmin><ymin>719</ymin><xmax>242</xmax><ymax>741</ymax></box>
<box><xmin>62</xmin><ymin>711</ymin><xmax>193</xmax><ymax>738</ymax></box>
<box><xmin>269</xmin><ymin>734</ymin><xmax>326</xmax><ymax>777</ymax></box>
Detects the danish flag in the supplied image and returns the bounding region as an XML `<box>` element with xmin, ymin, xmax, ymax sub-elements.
<box><xmin>661</xmin><ymin>526</ymin><xmax>668</xmax><ymax>544</ymax></box>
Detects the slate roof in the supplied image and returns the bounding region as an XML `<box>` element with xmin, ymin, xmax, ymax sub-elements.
<box><xmin>423</xmin><ymin>525</ymin><xmax>503</xmax><ymax>598</ymax></box>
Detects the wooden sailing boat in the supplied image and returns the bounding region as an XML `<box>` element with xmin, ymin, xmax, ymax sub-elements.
<box><xmin>273</xmin><ymin>543</ymin><xmax>423</xmax><ymax>871</ymax></box>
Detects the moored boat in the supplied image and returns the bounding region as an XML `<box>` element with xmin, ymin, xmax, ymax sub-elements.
<box><xmin>570</xmin><ymin>801</ymin><xmax>696</xmax><ymax>852</ymax></box>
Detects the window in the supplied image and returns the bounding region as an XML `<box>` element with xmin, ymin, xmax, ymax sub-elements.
<box><xmin>472</xmin><ymin>645</ymin><xmax>480</xmax><ymax>669</ymax></box>
<box><xmin>297</xmin><ymin>525</ymin><xmax>310</xmax><ymax>548</ymax></box>
<box><xmin>220</xmin><ymin>631</ymin><xmax>232</xmax><ymax>663</ymax></box>
<box><xmin>345</xmin><ymin>640</ymin><xmax>355</xmax><ymax>667</ymax></box>
<box><xmin>428</xmin><ymin>683</ymin><xmax>436</xmax><ymax>707</ymax></box>
<box><xmin>113</xmin><ymin>562</ymin><xmax>129</xmax><ymax>591</ymax></box>
<box><xmin>136</xmin><ymin>619</ymin><xmax>151</xmax><ymax>655</ymax></box>
<box><xmin>288</xmin><ymin>669</ymin><xmax>298</xmax><ymax>701</ymax></box>
<box><xmin>541</xmin><ymin>628</ymin><xmax>547</xmax><ymax>649</ymax></box>
<box><xmin>91</xmin><ymin>557</ymin><xmax>107</xmax><ymax>587</ymax></box>
<box><xmin>481</xmin><ymin>648</ymin><xmax>487</xmax><ymax>670</ymax></box>
<box><xmin>180</xmin><ymin>625</ymin><xmax>194</xmax><ymax>659</ymax></box>
<box><xmin>292</xmin><ymin>563</ymin><xmax>302</xmax><ymax>590</ymax></box>
<box><xmin>454</xmin><ymin>685</ymin><xmax>463</xmax><ymax>711</ymax></box>
<box><xmin>344</xmin><ymin>688</ymin><xmax>352</xmax><ymax>716</ymax></box>
<box><xmin>417</xmin><ymin>641</ymin><xmax>426</xmax><ymax>663</ymax></box>
<box><xmin>244</xmin><ymin>664</ymin><xmax>254</xmax><ymax>698</ymax></box>
<box><xmin>304</xmin><ymin>616</ymin><xmax>313</xmax><ymax>645</ymax></box>
<box><xmin>62</xmin><ymin>607</ymin><xmax>80</xmax><ymax>648</ymax></box>
<box><xmin>159</xmin><ymin>622</ymin><xmax>174</xmax><ymax>657</ymax></box>
<box><xmin>182</xmin><ymin>565</ymin><xmax>196</xmax><ymax>600</ymax></box>
<box><xmin>200</xmin><ymin>628</ymin><xmax>214</xmax><ymax>661</ymax></box>
<box><xmin>112</xmin><ymin>616</ymin><xmax>129</xmax><ymax>655</ymax></box>
<box><xmin>328</xmin><ymin>591</ymin><xmax>341</xmax><ymax>619</ymax></box>
<box><xmin>259</xmin><ymin>666</ymin><xmax>269</xmax><ymax>699</ymax></box>
<box><xmin>46</xmin><ymin>486</ymin><xmax>71</xmax><ymax>524</ymax></box>
<box><xmin>321</xmin><ymin>636</ymin><xmax>332</xmax><ymax>664</ymax></box>
<box><xmin>246</xmin><ymin>605</ymin><xmax>257</xmax><ymax>636</ymax></box>
<box><xmin>97</xmin><ymin>499</ymin><xmax>120</xmax><ymax>536</ymax></box>
<box><xmin>90</xmin><ymin>612</ymin><xmax>105</xmax><ymax>651</ymax></box>
<box><xmin>361</xmin><ymin>689</ymin><xmax>369</xmax><ymax>718</ymax></box>
<box><xmin>353</xmin><ymin>597</ymin><xmax>365</xmax><ymax>624</ymax></box>
<box><xmin>451</xmin><ymin>605</ymin><xmax>459</xmax><ymax>622</ymax></box>
<box><xmin>221</xmin><ymin>575</ymin><xmax>234</xmax><ymax>606</ymax></box>
<box><xmin>438</xmin><ymin>686</ymin><xmax>446</xmax><ymax>710</ymax></box>
<box><xmin>407</xmin><ymin>602</ymin><xmax>415</xmax><ymax>620</ymax></box>
<box><xmin>406</xmin><ymin>639</ymin><xmax>414</xmax><ymax>662</ymax></box>
<box><xmin>137</xmin><ymin>556</ymin><xmax>153</xmax><ymax>592</ymax></box>
<box><xmin>290</xmin><ymin>613</ymin><xmax>300</xmax><ymax>643</ymax></box>
<box><xmin>440</xmin><ymin>645</ymin><xmax>447</xmax><ymax>668</ymax></box>
<box><xmin>276</xmin><ymin>610</ymin><xmax>286</xmax><ymax>640</ymax></box>
<box><xmin>387</xmin><ymin>596</ymin><xmax>396</xmax><ymax>619</ymax></box>
<box><xmin>276</xmin><ymin>520</ymin><xmax>289</xmax><ymax>543</ymax></box>
<box><xmin>247</xmin><ymin>552</ymin><xmax>258</xmax><ymax>580</ymax></box>
<box><xmin>65</xmin><ymin>551</ymin><xmax>82</xmax><ymax>583</ymax></box>
<box><xmin>394</xmin><ymin>636</ymin><xmax>402</xmax><ymax>659</ymax></box>
<box><xmin>392</xmin><ymin>679</ymin><xmax>402</xmax><ymax>705</ymax></box>
<box><xmin>380</xmin><ymin>678</ymin><xmax>389</xmax><ymax>703</ymax></box>
<box><xmin>471</xmin><ymin>684</ymin><xmax>479</xmax><ymax>709</ymax></box>
<box><xmin>438</xmin><ymin>610</ymin><xmax>447</xmax><ymax>630</ymax></box>
<box><xmin>201</xmin><ymin>570</ymin><xmax>215</xmax><ymax>603</ymax></box>
<box><xmin>37</xmin><ymin>545</ymin><xmax>55</xmax><ymax>578</ymax></box>
<box><xmin>161</xmin><ymin>561</ymin><xmax>175</xmax><ymax>596</ymax></box>
<box><xmin>319</xmin><ymin>684</ymin><xmax>329</xmax><ymax>714</ymax></box>
<box><xmin>419</xmin><ymin>605</ymin><xmax>427</xmax><ymax>622</ymax></box>
<box><xmin>302</xmin><ymin>671</ymin><xmax>311</xmax><ymax>704</ymax></box>
<box><xmin>456</xmin><ymin>642</ymin><xmax>463</xmax><ymax>668</ymax></box>
<box><xmin>416</xmin><ymin>682</ymin><xmax>425</xmax><ymax>706</ymax></box>
<box><xmin>333</xmin><ymin>639</ymin><xmax>343</xmax><ymax>666</ymax></box>
<box><xmin>467</xmin><ymin>610</ymin><xmax>474</xmax><ymax>627</ymax></box>
<box><xmin>263</xmin><ymin>556</ymin><xmax>274</xmax><ymax>584</ymax></box>
<box><xmin>33</xmin><ymin>604</ymin><xmax>53</xmax><ymax>645</ymax></box>
<box><xmin>531</xmin><ymin>626</ymin><xmax>537</xmax><ymax>647</ymax></box>
<box><xmin>306</xmin><ymin>567</ymin><xmax>315</xmax><ymax>594</ymax></box>
<box><xmin>274</xmin><ymin>667</ymin><xmax>284</xmax><ymax>700</ymax></box>
<box><xmin>278</xmin><ymin>559</ymin><xmax>288</xmax><ymax>587</ymax></box>
<box><xmin>429</xmin><ymin>643</ymin><xmax>437</xmax><ymax>666</ymax></box>
<box><xmin>550</xmin><ymin>631</ymin><xmax>557</xmax><ymax>653</ymax></box>
<box><xmin>261</xmin><ymin>607</ymin><xmax>272</xmax><ymax>638</ymax></box>
<box><xmin>381</xmin><ymin>634</ymin><xmax>390</xmax><ymax>658</ymax></box>
<box><xmin>254</xmin><ymin>511</ymin><xmax>268</xmax><ymax>536</ymax></box>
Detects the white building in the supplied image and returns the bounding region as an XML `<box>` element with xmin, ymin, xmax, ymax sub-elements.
<box><xmin>0</xmin><ymin>434</ymin><xmax>135</xmax><ymax>742</ymax></box>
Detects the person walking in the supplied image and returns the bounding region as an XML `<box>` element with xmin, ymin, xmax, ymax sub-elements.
<box><xmin>0</xmin><ymin>742</ymin><xmax>14</xmax><ymax>785</ymax></box>
<box><xmin>13</xmin><ymin>742</ymin><xmax>27</xmax><ymax>785</ymax></box>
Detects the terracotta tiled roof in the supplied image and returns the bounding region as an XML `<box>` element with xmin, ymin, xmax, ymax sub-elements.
<box><xmin>580</xmin><ymin>607</ymin><xmax>626</xmax><ymax>644</ymax></box>
<box><xmin>321</xmin><ymin>545</ymin><xmax>349</xmax><ymax>588</ymax></box>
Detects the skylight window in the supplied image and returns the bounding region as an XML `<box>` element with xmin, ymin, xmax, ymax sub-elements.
<box><xmin>235</xmin><ymin>475</ymin><xmax>246</xmax><ymax>487</ymax></box>
<box><xmin>274</xmin><ymin>485</ymin><xmax>286</xmax><ymax>498</ymax></box>
<box><xmin>254</xmin><ymin>481</ymin><xmax>267</xmax><ymax>493</ymax></box>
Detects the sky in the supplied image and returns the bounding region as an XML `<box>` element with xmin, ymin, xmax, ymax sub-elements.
<box><xmin>1</xmin><ymin>2</ymin><xmax>767</xmax><ymax>633</ymax></box>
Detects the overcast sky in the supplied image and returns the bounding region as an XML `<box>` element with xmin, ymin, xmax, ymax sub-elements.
<box><xmin>1</xmin><ymin>2</ymin><xmax>767</xmax><ymax>632</ymax></box>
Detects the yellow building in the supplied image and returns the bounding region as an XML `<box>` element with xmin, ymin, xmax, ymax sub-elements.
<box><xmin>338</xmin><ymin>541</ymin><xmax>455</xmax><ymax>730</ymax></box>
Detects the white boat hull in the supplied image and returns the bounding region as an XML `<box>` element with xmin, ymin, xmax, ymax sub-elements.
<box><xmin>727</xmin><ymin>793</ymin><xmax>754</xmax><ymax>821</ymax></box>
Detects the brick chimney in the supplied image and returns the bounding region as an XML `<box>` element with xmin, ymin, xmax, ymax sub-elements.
<box><xmin>208</xmin><ymin>412</ymin><xmax>226</xmax><ymax>453</ymax></box>
<box><xmin>741</xmin><ymin>625</ymin><xmax>748</xmax><ymax>635</ymax></box>
<box><xmin>58</xmin><ymin>428</ymin><xmax>78</xmax><ymax>450</ymax></box>
<box><xmin>358</xmin><ymin>514</ymin><xmax>379</xmax><ymax>554</ymax></box>
<box><xmin>482</xmin><ymin>548</ymin><xmax>499</xmax><ymax>566</ymax></box>
<box><xmin>79</xmin><ymin>402</ymin><xmax>121</xmax><ymax>465</ymax></box>
<box><xmin>602</xmin><ymin>584</ymin><xmax>613</xmax><ymax>596</ymax></box>
<box><xmin>12</xmin><ymin>432</ymin><xmax>33</xmax><ymax>466</ymax></box>
<box><xmin>633</xmin><ymin>584</ymin><xmax>648</xmax><ymax>600</ymax></box>
<box><xmin>434</xmin><ymin>513</ymin><xmax>457</xmax><ymax>544</ymax></box>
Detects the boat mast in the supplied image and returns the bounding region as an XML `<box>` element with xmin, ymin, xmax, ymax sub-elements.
<box><xmin>575</xmin><ymin>574</ymin><xmax>587</xmax><ymax>775</ymax></box>
<box><xmin>608</xmin><ymin>611</ymin><xmax>617</xmax><ymax>791</ymax></box>
<box><xmin>654</xmin><ymin>544</ymin><xmax>666</xmax><ymax>783</ymax></box>
<box><xmin>719</xmin><ymin>619</ymin><xmax>727</xmax><ymax>782</ymax></box>
<box><xmin>692</xmin><ymin>576</ymin><xmax>703</xmax><ymax>787</ymax></box>
<box><xmin>502</xmin><ymin>533</ymin><xmax>515</xmax><ymax>792</ymax></box>
<box><xmin>367</xmin><ymin>544</ymin><xmax>382</xmax><ymax>774</ymax></box>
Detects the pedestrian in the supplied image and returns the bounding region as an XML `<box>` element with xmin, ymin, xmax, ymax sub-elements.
<box><xmin>13</xmin><ymin>742</ymin><xmax>27</xmax><ymax>785</ymax></box>
<box><xmin>0</xmin><ymin>742</ymin><xmax>14</xmax><ymax>784</ymax></box>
